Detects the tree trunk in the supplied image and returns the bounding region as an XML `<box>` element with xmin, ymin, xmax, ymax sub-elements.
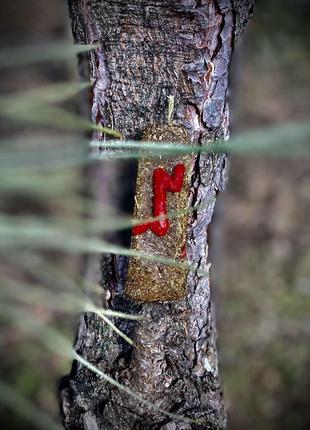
<box><xmin>60</xmin><ymin>1</ymin><xmax>254</xmax><ymax>429</ymax></box>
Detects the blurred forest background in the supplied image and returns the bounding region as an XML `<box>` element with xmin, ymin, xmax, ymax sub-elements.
<box><xmin>0</xmin><ymin>0</ymin><xmax>309</xmax><ymax>429</ymax></box>
<box><xmin>214</xmin><ymin>1</ymin><xmax>310</xmax><ymax>429</ymax></box>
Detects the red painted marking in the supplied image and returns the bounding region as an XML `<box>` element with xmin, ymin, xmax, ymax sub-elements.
<box><xmin>133</xmin><ymin>164</ymin><xmax>185</xmax><ymax>237</ymax></box>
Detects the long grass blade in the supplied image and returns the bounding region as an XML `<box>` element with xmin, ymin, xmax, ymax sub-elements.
<box><xmin>74</xmin><ymin>352</ymin><xmax>199</xmax><ymax>424</ymax></box>
<box><xmin>0</xmin><ymin>254</ymin><xmax>142</xmax><ymax>321</ymax></box>
<box><xmin>0</xmin><ymin>281</ymin><xmax>136</xmax><ymax>344</ymax></box>
<box><xmin>2</xmin><ymin>106</ymin><xmax>122</xmax><ymax>137</ymax></box>
<box><xmin>0</xmin><ymin>304</ymin><xmax>199</xmax><ymax>424</ymax></box>
<box><xmin>91</xmin><ymin>121</ymin><xmax>310</xmax><ymax>158</ymax></box>
<box><xmin>0</xmin><ymin>122</ymin><xmax>308</xmax><ymax>176</ymax></box>
<box><xmin>0</xmin><ymin>81</ymin><xmax>91</xmax><ymax>111</ymax></box>
<box><xmin>0</xmin><ymin>216</ymin><xmax>188</xmax><ymax>268</ymax></box>
<box><xmin>0</xmin><ymin>81</ymin><xmax>122</xmax><ymax>137</ymax></box>
<box><xmin>87</xmin><ymin>304</ymin><xmax>134</xmax><ymax>345</ymax></box>
<box><xmin>0</xmin><ymin>42</ymin><xmax>98</xmax><ymax>69</ymax></box>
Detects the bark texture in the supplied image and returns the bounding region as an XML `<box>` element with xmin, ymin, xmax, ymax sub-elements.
<box><xmin>61</xmin><ymin>1</ymin><xmax>254</xmax><ymax>429</ymax></box>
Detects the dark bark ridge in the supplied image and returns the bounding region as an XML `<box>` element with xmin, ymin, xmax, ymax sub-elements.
<box><xmin>61</xmin><ymin>1</ymin><xmax>254</xmax><ymax>429</ymax></box>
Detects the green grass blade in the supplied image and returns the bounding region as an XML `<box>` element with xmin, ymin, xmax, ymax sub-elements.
<box><xmin>74</xmin><ymin>351</ymin><xmax>199</xmax><ymax>424</ymax></box>
<box><xmin>0</xmin><ymin>81</ymin><xmax>91</xmax><ymax>111</ymax></box>
<box><xmin>0</xmin><ymin>141</ymin><xmax>88</xmax><ymax>170</ymax></box>
<box><xmin>0</xmin><ymin>281</ymin><xmax>135</xmax><ymax>344</ymax></box>
<box><xmin>86</xmin><ymin>304</ymin><xmax>134</xmax><ymax>345</ymax></box>
<box><xmin>229</xmin><ymin>121</ymin><xmax>310</xmax><ymax>156</ymax></box>
<box><xmin>0</xmin><ymin>42</ymin><xmax>98</xmax><ymax>69</ymax></box>
<box><xmin>0</xmin><ymin>122</ymin><xmax>308</xmax><ymax>176</ymax></box>
<box><xmin>0</xmin><ymin>304</ymin><xmax>199</xmax><ymax>424</ymax></box>
<box><xmin>0</xmin><ymin>216</ymin><xmax>186</xmax><ymax>267</ymax></box>
<box><xmin>2</xmin><ymin>106</ymin><xmax>122</xmax><ymax>137</ymax></box>
<box><xmin>90</xmin><ymin>121</ymin><xmax>310</xmax><ymax>158</ymax></box>
<box><xmin>0</xmin><ymin>81</ymin><xmax>122</xmax><ymax>137</ymax></box>
<box><xmin>0</xmin><ymin>169</ymin><xmax>79</xmax><ymax>196</ymax></box>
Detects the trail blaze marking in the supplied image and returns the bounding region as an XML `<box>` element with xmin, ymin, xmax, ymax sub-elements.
<box><xmin>132</xmin><ymin>164</ymin><xmax>185</xmax><ymax>237</ymax></box>
<box><xmin>126</xmin><ymin>123</ymin><xmax>191</xmax><ymax>302</ymax></box>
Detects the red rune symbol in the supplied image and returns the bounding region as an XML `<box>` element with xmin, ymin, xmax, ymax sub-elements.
<box><xmin>133</xmin><ymin>164</ymin><xmax>186</xmax><ymax>237</ymax></box>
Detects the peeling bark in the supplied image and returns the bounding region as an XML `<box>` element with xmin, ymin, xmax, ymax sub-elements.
<box><xmin>60</xmin><ymin>1</ymin><xmax>254</xmax><ymax>429</ymax></box>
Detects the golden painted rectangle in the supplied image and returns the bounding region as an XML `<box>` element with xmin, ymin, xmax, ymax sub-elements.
<box><xmin>125</xmin><ymin>124</ymin><xmax>193</xmax><ymax>302</ymax></box>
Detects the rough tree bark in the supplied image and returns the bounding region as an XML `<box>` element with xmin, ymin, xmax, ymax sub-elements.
<box><xmin>61</xmin><ymin>1</ymin><xmax>254</xmax><ymax>429</ymax></box>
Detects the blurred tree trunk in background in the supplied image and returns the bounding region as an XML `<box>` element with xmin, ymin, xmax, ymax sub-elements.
<box><xmin>61</xmin><ymin>1</ymin><xmax>254</xmax><ymax>429</ymax></box>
